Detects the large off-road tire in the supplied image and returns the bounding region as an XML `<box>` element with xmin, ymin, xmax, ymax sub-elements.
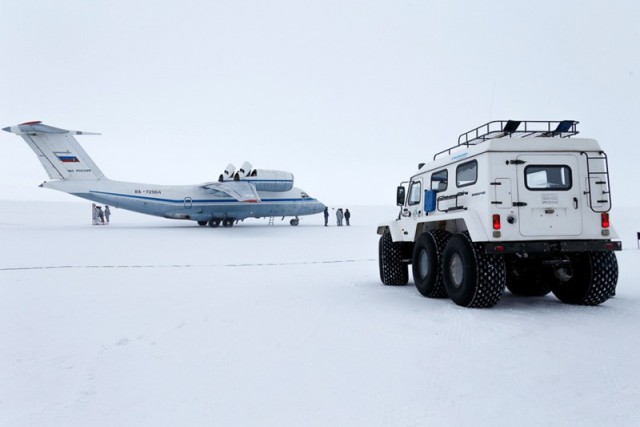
<box><xmin>442</xmin><ymin>232</ymin><xmax>506</xmax><ymax>308</ymax></box>
<box><xmin>548</xmin><ymin>251</ymin><xmax>618</xmax><ymax>306</ymax></box>
<box><xmin>379</xmin><ymin>232</ymin><xmax>408</xmax><ymax>286</ymax></box>
<box><xmin>505</xmin><ymin>256</ymin><xmax>551</xmax><ymax>297</ymax></box>
<box><xmin>412</xmin><ymin>229</ymin><xmax>450</xmax><ymax>298</ymax></box>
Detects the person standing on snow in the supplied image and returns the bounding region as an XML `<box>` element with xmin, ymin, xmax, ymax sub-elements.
<box><xmin>344</xmin><ymin>209</ymin><xmax>351</xmax><ymax>226</ymax></box>
<box><xmin>336</xmin><ymin>208</ymin><xmax>344</xmax><ymax>226</ymax></box>
<box><xmin>96</xmin><ymin>206</ymin><xmax>105</xmax><ymax>225</ymax></box>
<box><xmin>105</xmin><ymin>205</ymin><xmax>111</xmax><ymax>224</ymax></box>
<box><xmin>92</xmin><ymin>203</ymin><xmax>98</xmax><ymax>225</ymax></box>
<box><xmin>323</xmin><ymin>207</ymin><xmax>329</xmax><ymax>226</ymax></box>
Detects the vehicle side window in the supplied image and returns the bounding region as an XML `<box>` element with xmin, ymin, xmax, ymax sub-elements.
<box><xmin>408</xmin><ymin>181</ymin><xmax>422</xmax><ymax>205</ymax></box>
<box><xmin>525</xmin><ymin>165</ymin><xmax>572</xmax><ymax>190</ymax></box>
<box><xmin>431</xmin><ymin>169</ymin><xmax>448</xmax><ymax>192</ymax></box>
<box><xmin>456</xmin><ymin>160</ymin><xmax>477</xmax><ymax>187</ymax></box>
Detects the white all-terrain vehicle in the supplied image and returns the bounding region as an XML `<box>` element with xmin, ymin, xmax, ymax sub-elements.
<box><xmin>377</xmin><ymin>120</ymin><xmax>621</xmax><ymax>308</ymax></box>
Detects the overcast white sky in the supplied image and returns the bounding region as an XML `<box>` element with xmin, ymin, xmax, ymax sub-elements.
<box><xmin>1</xmin><ymin>0</ymin><xmax>638</xmax><ymax>207</ymax></box>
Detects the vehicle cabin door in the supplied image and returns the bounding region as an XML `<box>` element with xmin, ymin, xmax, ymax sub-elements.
<box><xmin>515</xmin><ymin>154</ymin><xmax>582</xmax><ymax>237</ymax></box>
<box><xmin>407</xmin><ymin>177</ymin><xmax>424</xmax><ymax>222</ymax></box>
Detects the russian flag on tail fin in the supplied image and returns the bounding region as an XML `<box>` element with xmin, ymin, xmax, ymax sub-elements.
<box><xmin>54</xmin><ymin>151</ymin><xmax>80</xmax><ymax>163</ymax></box>
<box><xmin>3</xmin><ymin>121</ymin><xmax>105</xmax><ymax>181</ymax></box>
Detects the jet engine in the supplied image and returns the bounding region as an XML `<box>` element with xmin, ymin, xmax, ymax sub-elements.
<box><xmin>244</xmin><ymin>169</ymin><xmax>294</xmax><ymax>192</ymax></box>
<box><xmin>218</xmin><ymin>162</ymin><xmax>294</xmax><ymax>192</ymax></box>
<box><xmin>238</xmin><ymin>161</ymin><xmax>253</xmax><ymax>177</ymax></box>
<box><xmin>220</xmin><ymin>163</ymin><xmax>236</xmax><ymax>181</ymax></box>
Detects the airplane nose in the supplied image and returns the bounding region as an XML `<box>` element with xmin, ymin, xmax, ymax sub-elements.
<box><xmin>2</xmin><ymin>126</ymin><xmax>11</xmax><ymax>133</ymax></box>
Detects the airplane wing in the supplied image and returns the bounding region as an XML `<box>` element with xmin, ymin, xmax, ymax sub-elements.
<box><xmin>203</xmin><ymin>181</ymin><xmax>261</xmax><ymax>202</ymax></box>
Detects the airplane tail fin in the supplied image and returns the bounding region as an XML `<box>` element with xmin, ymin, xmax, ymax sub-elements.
<box><xmin>3</xmin><ymin>121</ymin><xmax>105</xmax><ymax>181</ymax></box>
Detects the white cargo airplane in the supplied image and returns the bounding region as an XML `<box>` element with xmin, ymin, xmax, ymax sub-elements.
<box><xmin>3</xmin><ymin>121</ymin><xmax>325</xmax><ymax>227</ymax></box>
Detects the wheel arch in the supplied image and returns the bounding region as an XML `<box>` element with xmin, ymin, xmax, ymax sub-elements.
<box><xmin>377</xmin><ymin>221</ymin><xmax>405</xmax><ymax>242</ymax></box>
<box><xmin>413</xmin><ymin>211</ymin><xmax>489</xmax><ymax>243</ymax></box>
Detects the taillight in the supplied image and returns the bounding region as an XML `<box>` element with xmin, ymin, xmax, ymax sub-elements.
<box><xmin>492</xmin><ymin>214</ymin><xmax>501</xmax><ymax>230</ymax></box>
<box><xmin>601</xmin><ymin>212</ymin><xmax>610</xmax><ymax>228</ymax></box>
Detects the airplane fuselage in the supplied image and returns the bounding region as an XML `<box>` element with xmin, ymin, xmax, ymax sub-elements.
<box><xmin>44</xmin><ymin>179</ymin><xmax>325</xmax><ymax>223</ymax></box>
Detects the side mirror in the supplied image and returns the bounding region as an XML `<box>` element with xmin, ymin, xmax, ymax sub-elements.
<box><xmin>396</xmin><ymin>186</ymin><xmax>406</xmax><ymax>206</ymax></box>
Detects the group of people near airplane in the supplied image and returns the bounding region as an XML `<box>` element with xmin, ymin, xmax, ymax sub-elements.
<box><xmin>324</xmin><ymin>207</ymin><xmax>351</xmax><ymax>227</ymax></box>
<box><xmin>91</xmin><ymin>203</ymin><xmax>111</xmax><ymax>225</ymax></box>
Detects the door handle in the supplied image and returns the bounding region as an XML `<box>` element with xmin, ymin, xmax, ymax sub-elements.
<box><xmin>573</xmin><ymin>197</ymin><xmax>578</xmax><ymax>209</ymax></box>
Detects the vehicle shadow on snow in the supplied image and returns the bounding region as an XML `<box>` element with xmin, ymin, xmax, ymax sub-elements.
<box><xmin>484</xmin><ymin>290</ymin><xmax>619</xmax><ymax>312</ymax></box>
<box><xmin>396</xmin><ymin>282</ymin><xmax>620</xmax><ymax>312</ymax></box>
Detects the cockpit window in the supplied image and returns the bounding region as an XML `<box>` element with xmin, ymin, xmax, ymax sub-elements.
<box><xmin>525</xmin><ymin>165</ymin><xmax>572</xmax><ymax>191</ymax></box>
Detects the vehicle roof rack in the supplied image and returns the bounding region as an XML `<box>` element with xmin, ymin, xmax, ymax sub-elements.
<box><xmin>433</xmin><ymin>120</ymin><xmax>579</xmax><ymax>160</ymax></box>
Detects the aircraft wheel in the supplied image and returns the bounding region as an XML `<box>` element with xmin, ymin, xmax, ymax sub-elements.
<box><xmin>290</xmin><ymin>219</ymin><xmax>299</xmax><ymax>226</ymax></box>
<box><xmin>208</xmin><ymin>218</ymin><xmax>220</xmax><ymax>228</ymax></box>
<box><xmin>222</xmin><ymin>218</ymin><xmax>234</xmax><ymax>227</ymax></box>
<box><xmin>197</xmin><ymin>220</ymin><xmax>208</xmax><ymax>226</ymax></box>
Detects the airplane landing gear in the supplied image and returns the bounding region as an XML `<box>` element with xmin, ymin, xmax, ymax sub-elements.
<box><xmin>197</xmin><ymin>220</ymin><xmax>207</xmax><ymax>226</ymax></box>
<box><xmin>205</xmin><ymin>218</ymin><xmax>235</xmax><ymax>228</ymax></box>
<box><xmin>290</xmin><ymin>217</ymin><xmax>300</xmax><ymax>226</ymax></box>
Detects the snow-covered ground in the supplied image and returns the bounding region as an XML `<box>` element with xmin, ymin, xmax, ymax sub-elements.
<box><xmin>1</xmin><ymin>201</ymin><xmax>639</xmax><ymax>426</ymax></box>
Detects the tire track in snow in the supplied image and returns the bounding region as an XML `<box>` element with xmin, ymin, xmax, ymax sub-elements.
<box><xmin>0</xmin><ymin>258</ymin><xmax>376</xmax><ymax>272</ymax></box>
